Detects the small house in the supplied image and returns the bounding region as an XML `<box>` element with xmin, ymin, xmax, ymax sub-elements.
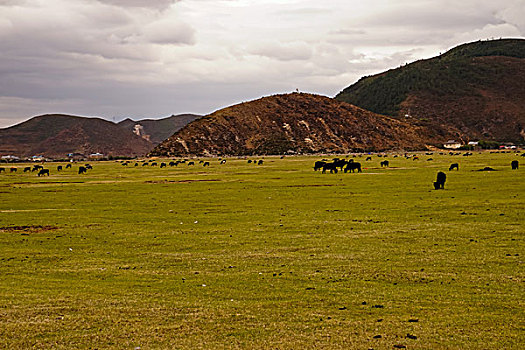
<box><xmin>443</xmin><ymin>140</ymin><xmax>462</xmax><ymax>149</ymax></box>
<box><xmin>88</xmin><ymin>153</ymin><xmax>104</xmax><ymax>160</ymax></box>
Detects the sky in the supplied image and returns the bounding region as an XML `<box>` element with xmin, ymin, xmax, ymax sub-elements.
<box><xmin>0</xmin><ymin>0</ymin><xmax>524</xmax><ymax>128</ymax></box>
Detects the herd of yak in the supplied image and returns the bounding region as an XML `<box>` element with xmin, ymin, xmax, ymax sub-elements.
<box><xmin>0</xmin><ymin>158</ymin><xmax>257</xmax><ymax>176</ymax></box>
<box><xmin>313</xmin><ymin>153</ymin><xmax>521</xmax><ymax>190</ymax></box>
<box><xmin>0</xmin><ymin>152</ymin><xmax>521</xmax><ymax>190</ymax></box>
<box><xmin>0</xmin><ymin>163</ymin><xmax>93</xmax><ymax>176</ymax></box>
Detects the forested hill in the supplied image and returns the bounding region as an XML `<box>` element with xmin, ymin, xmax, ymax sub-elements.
<box><xmin>335</xmin><ymin>39</ymin><xmax>525</xmax><ymax>142</ymax></box>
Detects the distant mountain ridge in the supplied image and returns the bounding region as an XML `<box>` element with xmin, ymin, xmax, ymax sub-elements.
<box><xmin>118</xmin><ymin>114</ymin><xmax>200</xmax><ymax>145</ymax></box>
<box><xmin>335</xmin><ymin>38</ymin><xmax>525</xmax><ymax>143</ymax></box>
<box><xmin>149</xmin><ymin>93</ymin><xmax>430</xmax><ymax>157</ymax></box>
<box><xmin>0</xmin><ymin>113</ymin><xmax>201</xmax><ymax>158</ymax></box>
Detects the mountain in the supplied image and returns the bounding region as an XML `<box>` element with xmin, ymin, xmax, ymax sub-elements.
<box><xmin>335</xmin><ymin>39</ymin><xmax>525</xmax><ymax>143</ymax></box>
<box><xmin>0</xmin><ymin>114</ymin><xmax>153</xmax><ymax>158</ymax></box>
<box><xmin>149</xmin><ymin>93</ymin><xmax>430</xmax><ymax>157</ymax></box>
<box><xmin>0</xmin><ymin>113</ymin><xmax>202</xmax><ymax>158</ymax></box>
<box><xmin>118</xmin><ymin>114</ymin><xmax>200</xmax><ymax>145</ymax></box>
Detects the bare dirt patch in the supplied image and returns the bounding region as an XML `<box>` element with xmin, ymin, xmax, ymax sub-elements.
<box><xmin>285</xmin><ymin>184</ymin><xmax>337</xmax><ymax>188</ymax></box>
<box><xmin>145</xmin><ymin>179</ymin><xmax>222</xmax><ymax>184</ymax></box>
<box><xmin>0</xmin><ymin>225</ymin><xmax>59</xmax><ymax>234</ymax></box>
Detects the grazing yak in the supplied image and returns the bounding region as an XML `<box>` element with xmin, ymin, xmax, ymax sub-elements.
<box><xmin>78</xmin><ymin>166</ymin><xmax>87</xmax><ymax>174</ymax></box>
<box><xmin>344</xmin><ymin>162</ymin><xmax>362</xmax><ymax>173</ymax></box>
<box><xmin>151</xmin><ymin>162</ymin><xmax>157</xmax><ymax>167</ymax></box>
<box><xmin>220</xmin><ymin>160</ymin><xmax>227</xmax><ymax>164</ymax></box>
<box><xmin>258</xmin><ymin>160</ymin><xmax>264</xmax><ymax>165</ymax></box>
<box><xmin>24</xmin><ymin>167</ymin><xmax>31</xmax><ymax>172</ymax></box>
<box><xmin>10</xmin><ymin>167</ymin><xmax>17</xmax><ymax>172</ymax></box>
<box><xmin>66</xmin><ymin>164</ymin><xmax>72</xmax><ymax>169</ymax></box>
<box><xmin>333</xmin><ymin>159</ymin><xmax>347</xmax><ymax>171</ymax></box>
<box><xmin>366</xmin><ymin>156</ymin><xmax>372</xmax><ymax>161</ymax></box>
<box><xmin>188</xmin><ymin>161</ymin><xmax>195</xmax><ymax>166</ymax></box>
<box><xmin>434</xmin><ymin>171</ymin><xmax>446</xmax><ymax>189</ymax></box>
<box><xmin>380</xmin><ymin>160</ymin><xmax>389</xmax><ymax>167</ymax></box>
<box><xmin>85</xmin><ymin>164</ymin><xmax>93</xmax><ymax>170</ymax></box>
<box><xmin>57</xmin><ymin>165</ymin><xmax>63</xmax><ymax>171</ymax></box>
<box><xmin>37</xmin><ymin>169</ymin><xmax>50</xmax><ymax>176</ymax></box>
<box><xmin>0</xmin><ymin>167</ymin><xmax>5</xmax><ymax>173</ymax></box>
<box><xmin>322</xmin><ymin>162</ymin><xmax>339</xmax><ymax>174</ymax></box>
<box><xmin>32</xmin><ymin>165</ymin><xmax>43</xmax><ymax>172</ymax></box>
<box><xmin>203</xmin><ymin>161</ymin><xmax>210</xmax><ymax>167</ymax></box>
<box><xmin>449</xmin><ymin>163</ymin><xmax>459</xmax><ymax>171</ymax></box>
<box><xmin>314</xmin><ymin>161</ymin><xmax>326</xmax><ymax>171</ymax></box>
<box><xmin>511</xmin><ymin>160</ymin><xmax>519</xmax><ymax>170</ymax></box>
<box><xmin>160</xmin><ymin>162</ymin><xmax>166</xmax><ymax>168</ymax></box>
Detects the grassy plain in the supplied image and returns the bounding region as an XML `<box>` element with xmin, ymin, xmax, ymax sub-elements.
<box><xmin>0</xmin><ymin>152</ymin><xmax>523</xmax><ymax>349</ymax></box>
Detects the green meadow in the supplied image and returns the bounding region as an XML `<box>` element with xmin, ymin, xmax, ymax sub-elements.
<box><xmin>0</xmin><ymin>152</ymin><xmax>523</xmax><ymax>349</ymax></box>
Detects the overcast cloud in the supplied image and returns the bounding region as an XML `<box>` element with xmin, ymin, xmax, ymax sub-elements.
<box><xmin>0</xmin><ymin>0</ymin><xmax>523</xmax><ymax>127</ymax></box>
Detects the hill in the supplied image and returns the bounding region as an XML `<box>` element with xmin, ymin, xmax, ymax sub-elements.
<box><xmin>0</xmin><ymin>113</ymin><xmax>201</xmax><ymax>158</ymax></box>
<box><xmin>118</xmin><ymin>114</ymin><xmax>201</xmax><ymax>145</ymax></box>
<box><xmin>149</xmin><ymin>93</ymin><xmax>430</xmax><ymax>157</ymax></box>
<box><xmin>0</xmin><ymin>114</ymin><xmax>153</xmax><ymax>158</ymax></box>
<box><xmin>335</xmin><ymin>39</ymin><xmax>525</xmax><ymax>143</ymax></box>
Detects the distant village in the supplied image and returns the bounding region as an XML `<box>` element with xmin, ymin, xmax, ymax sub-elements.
<box><xmin>1</xmin><ymin>152</ymin><xmax>106</xmax><ymax>163</ymax></box>
<box><xmin>0</xmin><ymin>140</ymin><xmax>521</xmax><ymax>163</ymax></box>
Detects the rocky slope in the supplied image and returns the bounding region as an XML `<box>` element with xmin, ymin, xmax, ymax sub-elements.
<box><xmin>149</xmin><ymin>93</ymin><xmax>430</xmax><ymax>157</ymax></box>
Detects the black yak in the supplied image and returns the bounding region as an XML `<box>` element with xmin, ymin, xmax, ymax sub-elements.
<box><xmin>511</xmin><ymin>160</ymin><xmax>519</xmax><ymax>170</ymax></box>
<box><xmin>322</xmin><ymin>162</ymin><xmax>338</xmax><ymax>174</ymax></box>
<box><xmin>344</xmin><ymin>162</ymin><xmax>362</xmax><ymax>173</ymax></box>
<box><xmin>434</xmin><ymin>171</ymin><xmax>446</xmax><ymax>189</ymax></box>
<box><xmin>449</xmin><ymin>163</ymin><xmax>459</xmax><ymax>171</ymax></box>
<box><xmin>37</xmin><ymin>169</ymin><xmax>50</xmax><ymax>176</ymax></box>
<box><xmin>314</xmin><ymin>161</ymin><xmax>326</xmax><ymax>171</ymax></box>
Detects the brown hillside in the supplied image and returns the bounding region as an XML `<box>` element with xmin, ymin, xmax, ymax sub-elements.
<box><xmin>0</xmin><ymin>114</ymin><xmax>152</xmax><ymax>158</ymax></box>
<box><xmin>398</xmin><ymin>56</ymin><xmax>525</xmax><ymax>142</ymax></box>
<box><xmin>336</xmin><ymin>39</ymin><xmax>525</xmax><ymax>143</ymax></box>
<box><xmin>149</xmin><ymin>93</ymin><xmax>430</xmax><ymax>157</ymax></box>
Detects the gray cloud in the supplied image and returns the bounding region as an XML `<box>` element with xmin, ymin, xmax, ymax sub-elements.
<box><xmin>98</xmin><ymin>0</ymin><xmax>177</xmax><ymax>9</ymax></box>
<box><xmin>0</xmin><ymin>0</ymin><xmax>524</xmax><ymax>128</ymax></box>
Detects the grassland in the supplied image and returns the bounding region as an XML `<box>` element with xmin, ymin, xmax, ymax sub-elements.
<box><xmin>0</xmin><ymin>152</ymin><xmax>523</xmax><ymax>349</ymax></box>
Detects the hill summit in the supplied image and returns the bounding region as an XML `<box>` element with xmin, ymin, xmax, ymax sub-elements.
<box><xmin>149</xmin><ymin>93</ymin><xmax>429</xmax><ymax>157</ymax></box>
<box><xmin>335</xmin><ymin>38</ymin><xmax>525</xmax><ymax>143</ymax></box>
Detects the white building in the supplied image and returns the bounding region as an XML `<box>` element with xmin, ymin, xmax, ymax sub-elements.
<box><xmin>443</xmin><ymin>140</ymin><xmax>462</xmax><ymax>149</ymax></box>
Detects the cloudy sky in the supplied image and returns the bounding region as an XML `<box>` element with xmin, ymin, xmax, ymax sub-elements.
<box><xmin>0</xmin><ymin>0</ymin><xmax>523</xmax><ymax>127</ymax></box>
